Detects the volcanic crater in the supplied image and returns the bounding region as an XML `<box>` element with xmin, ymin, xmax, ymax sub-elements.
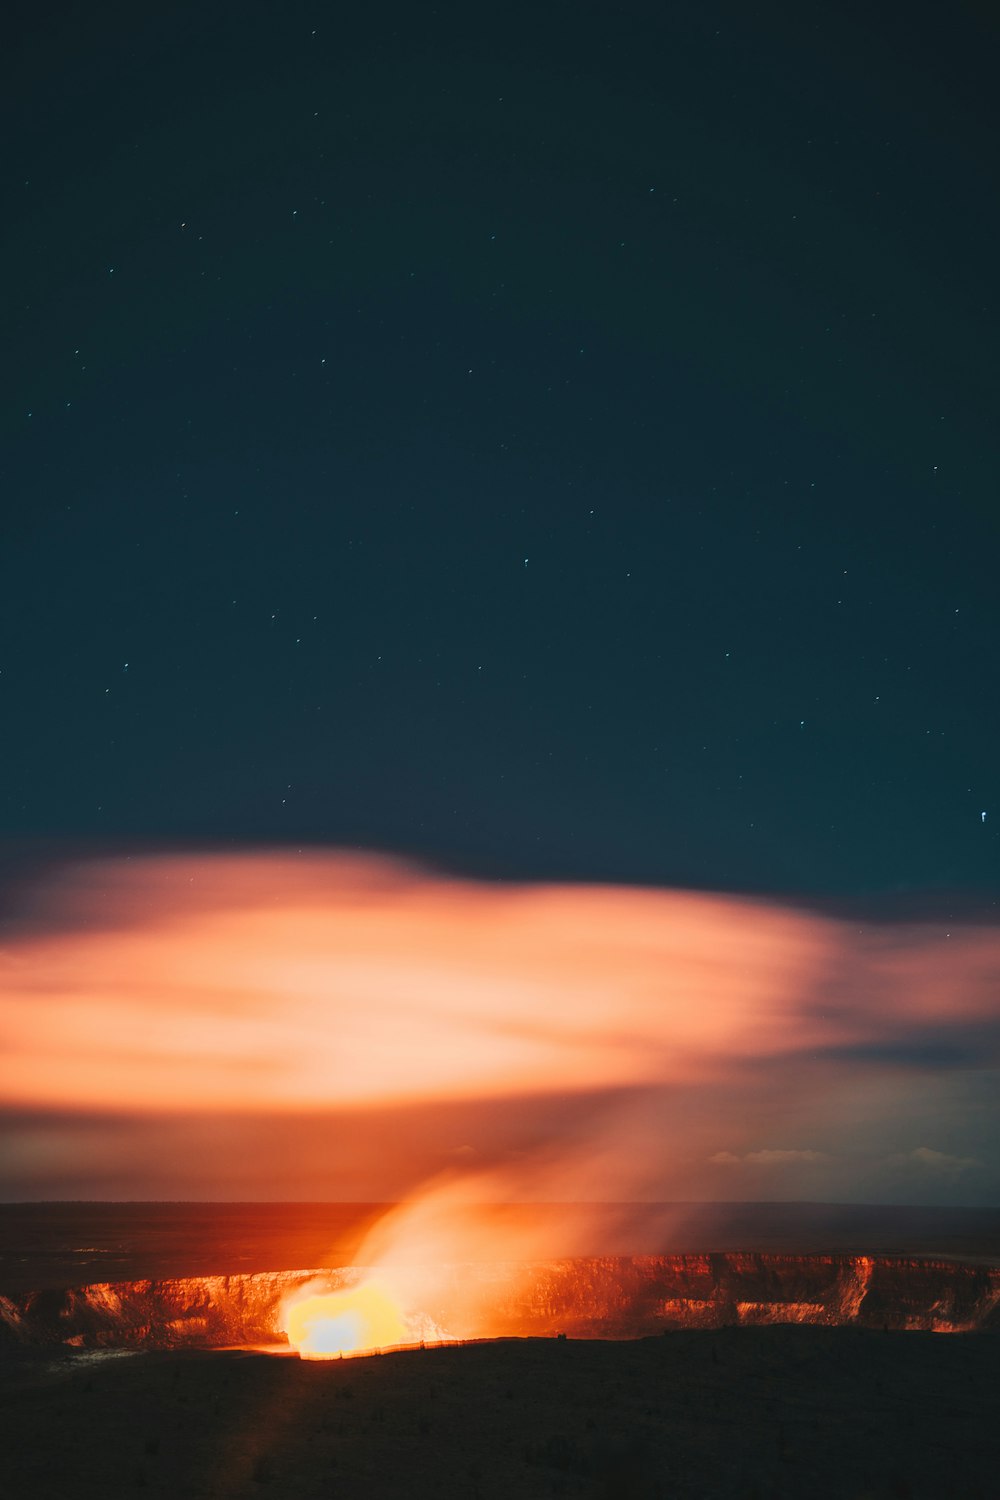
<box><xmin>4</xmin><ymin>1252</ymin><xmax>999</xmax><ymax>1355</ymax></box>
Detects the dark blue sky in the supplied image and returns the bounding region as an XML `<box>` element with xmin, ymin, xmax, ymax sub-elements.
<box><xmin>3</xmin><ymin>0</ymin><xmax>998</xmax><ymax>896</ymax></box>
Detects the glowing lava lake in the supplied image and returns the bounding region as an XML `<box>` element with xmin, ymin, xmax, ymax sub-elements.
<box><xmin>282</xmin><ymin>1279</ymin><xmax>421</xmax><ymax>1358</ymax></box>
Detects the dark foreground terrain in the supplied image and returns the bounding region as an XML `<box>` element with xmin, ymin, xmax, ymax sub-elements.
<box><xmin>2</xmin><ymin>1327</ymin><xmax>997</xmax><ymax>1500</ymax></box>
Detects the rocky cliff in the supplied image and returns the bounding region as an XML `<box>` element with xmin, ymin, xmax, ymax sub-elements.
<box><xmin>2</xmin><ymin>1254</ymin><xmax>998</xmax><ymax>1351</ymax></box>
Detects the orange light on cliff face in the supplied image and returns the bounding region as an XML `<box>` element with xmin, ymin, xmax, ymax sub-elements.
<box><xmin>283</xmin><ymin>1282</ymin><xmax>410</xmax><ymax>1359</ymax></box>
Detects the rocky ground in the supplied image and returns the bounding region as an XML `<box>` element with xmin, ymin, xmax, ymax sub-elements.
<box><xmin>1</xmin><ymin>1326</ymin><xmax>997</xmax><ymax>1499</ymax></box>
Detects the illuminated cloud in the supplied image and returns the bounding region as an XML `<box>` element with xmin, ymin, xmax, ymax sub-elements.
<box><xmin>0</xmin><ymin>850</ymin><xmax>836</xmax><ymax>1113</ymax></box>
<box><xmin>0</xmin><ymin>850</ymin><xmax>997</xmax><ymax>1204</ymax></box>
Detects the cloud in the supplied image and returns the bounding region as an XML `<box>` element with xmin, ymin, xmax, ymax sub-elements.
<box><xmin>709</xmin><ymin>1149</ymin><xmax>827</xmax><ymax>1166</ymax></box>
<box><xmin>745</xmin><ymin>1149</ymin><xmax>828</xmax><ymax>1164</ymax></box>
<box><xmin>1</xmin><ymin>849</ymin><xmax>998</xmax><ymax>1204</ymax></box>
<box><xmin>0</xmin><ymin>851</ymin><xmax>838</xmax><ymax>1114</ymax></box>
<box><xmin>905</xmin><ymin>1147</ymin><xmax>981</xmax><ymax>1174</ymax></box>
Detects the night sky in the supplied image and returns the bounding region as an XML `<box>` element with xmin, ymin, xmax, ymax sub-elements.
<box><xmin>2</xmin><ymin>3</ymin><xmax>1000</xmax><ymax>1208</ymax></box>
<box><xmin>4</xmin><ymin>0</ymin><xmax>997</xmax><ymax>897</ymax></box>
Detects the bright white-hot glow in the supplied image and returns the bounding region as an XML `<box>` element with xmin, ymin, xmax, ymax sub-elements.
<box><xmin>282</xmin><ymin>1281</ymin><xmax>412</xmax><ymax>1359</ymax></box>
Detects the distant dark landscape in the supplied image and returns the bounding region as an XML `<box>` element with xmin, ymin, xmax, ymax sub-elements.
<box><xmin>2</xmin><ymin>1200</ymin><xmax>999</xmax><ymax>1296</ymax></box>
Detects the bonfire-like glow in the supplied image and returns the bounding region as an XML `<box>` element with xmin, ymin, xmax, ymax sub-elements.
<box><xmin>283</xmin><ymin>1281</ymin><xmax>411</xmax><ymax>1360</ymax></box>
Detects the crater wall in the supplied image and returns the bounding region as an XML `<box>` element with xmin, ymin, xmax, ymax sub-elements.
<box><xmin>2</xmin><ymin>1253</ymin><xmax>998</xmax><ymax>1351</ymax></box>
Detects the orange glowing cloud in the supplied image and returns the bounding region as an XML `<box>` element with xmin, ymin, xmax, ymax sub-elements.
<box><xmin>1</xmin><ymin>851</ymin><xmax>834</xmax><ymax>1113</ymax></box>
<box><xmin>1</xmin><ymin>850</ymin><xmax>998</xmax><ymax>1205</ymax></box>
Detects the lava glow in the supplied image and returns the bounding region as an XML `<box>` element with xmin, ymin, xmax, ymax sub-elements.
<box><xmin>282</xmin><ymin>1280</ymin><xmax>413</xmax><ymax>1359</ymax></box>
